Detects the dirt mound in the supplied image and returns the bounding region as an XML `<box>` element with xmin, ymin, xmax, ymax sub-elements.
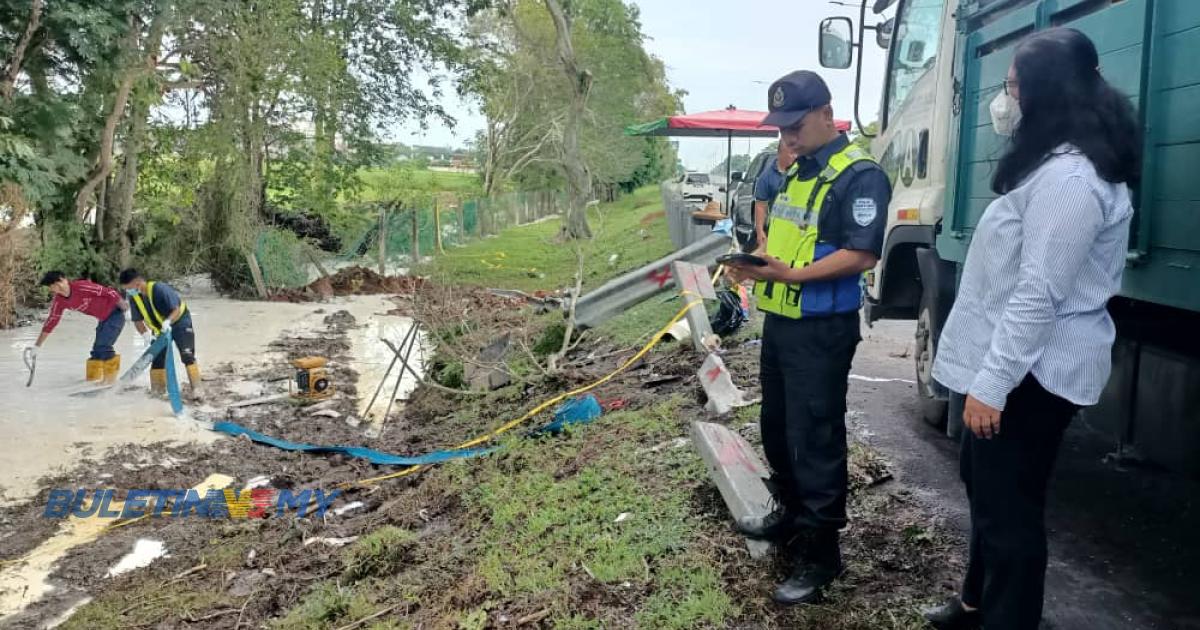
<box><xmin>271</xmin><ymin>266</ymin><xmax>426</xmax><ymax>302</ymax></box>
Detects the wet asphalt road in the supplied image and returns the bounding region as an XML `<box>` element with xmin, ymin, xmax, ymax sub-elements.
<box><xmin>849</xmin><ymin>320</ymin><xmax>1200</xmax><ymax>630</ymax></box>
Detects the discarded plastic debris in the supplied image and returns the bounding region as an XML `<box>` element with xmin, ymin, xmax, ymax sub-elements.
<box><xmin>849</xmin><ymin>374</ymin><xmax>916</xmax><ymax>384</ymax></box>
<box><xmin>614</xmin><ymin>512</ymin><xmax>632</xmax><ymax>523</ymax></box>
<box><xmin>106</xmin><ymin>539</ymin><xmax>168</xmax><ymax>578</ymax></box>
<box><xmin>229</xmin><ymin>393</ymin><xmax>289</xmax><ymax>409</ymax></box>
<box><xmin>303</xmin><ymin>536</ymin><xmax>359</xmax><ymax>548</ymax></box>
<box><xmin>638</xmin><ymin>437</ymin><xmax>689</xmax><ymax>454</ymax></box>
<box><xmin>309</xmin><ymin>409</ymin><xmax>342</xmax><ymax>419</ymax></box>
<box><xmin>244</xmin><ymin>476</ymin><xmax>271</xmax><ymax>490</ymax></box>
<box><xmin>666</xmin><ymin>319</ymin><xmax>690</xmax><ymax>341</ymax></box>
<box><xmin>710</xmin><ymin>289</ymin><xmax>748</xmax><ymax>337</ymax></box>
<box><xmin>526</xmin><ymin>394</ymin><xmax>605</xmax><ymax>438</ymax></box>
<box><xmin>332</xmin><ymin>501</ymin><xmax>365</xmax><ymax>516</ymax></box>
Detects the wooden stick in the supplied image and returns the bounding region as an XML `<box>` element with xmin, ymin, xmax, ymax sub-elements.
<box><xmin>333</xmin><ymin>603</ymin><xmax>404</xmax><ymax>630</ymax></box>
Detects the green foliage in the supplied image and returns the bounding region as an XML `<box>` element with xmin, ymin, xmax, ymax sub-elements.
<box><xmin>0</xmin><ymin>0</ymin><xmax>485</xmax><ymax>297</ymax></box>
<box><xmin>464</xmin><ymin>0</ymin><xmax>679</xmax><ymax>195</ymax></box>
<box><xmin>634</xmin><ymin>553</ymin><xmax>737</xmax><ymax>629</ymax></box>
<box><xmin>532</xmin><ymin>322</ymin><xmax>567</xmax><ymax>355</ymax></box>
<box><xmin>273</xmin><ymin>581</ymin><xmax>354</xmax><ymax>629</ymax></box>
<box><xmin>342</xmin><ymin>526</ymin><xmax>418</xmax><ymax>581</ymax></box>
<box><xmin>37</xmin><ymin>219</ymin><xmax>106</xmax><ymax>280</ymax></box>
<box><xmin>851</xmin><ymin>121</ymin><xmax>880</xmax><ymax>155</ymax></box>
<box><xmin>710</xmin><ymin>153</ymin><xmax>753</xmax><ymax>176</ymax></box>
<box><xmin>432</xmin><ymin>359</ymin><xmax>465</xmax><ymax>389</ymax></box>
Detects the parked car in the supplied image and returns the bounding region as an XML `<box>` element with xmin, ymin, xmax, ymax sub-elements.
<box><xmin>729</xmin><ymin>149</ymin><xmax>775</xmax><ymax>249</ymax></box>
<box><xmin>678</xmin><ymin>171</ymin><xmax>717</xmax><ymax>201</ymax></box>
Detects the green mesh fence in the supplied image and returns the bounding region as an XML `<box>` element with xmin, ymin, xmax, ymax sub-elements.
<box><xmin>254</xmin><ymin>228</ymin><xmax>310</xmax><ymax>289</ymax></box>
<box><xmin>253</xmin><ymin>190</ymin><xmax>564</xmax><ymax>288</ymax></box>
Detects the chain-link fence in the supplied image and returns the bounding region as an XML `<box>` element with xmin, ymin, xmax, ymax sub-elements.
<box><xmin>253</xmin><ymin>190</ymin><xmax>566</xmax><ymax>289</ymax></box>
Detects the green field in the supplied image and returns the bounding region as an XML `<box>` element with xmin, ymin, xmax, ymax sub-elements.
<box><xmin>417</xmin><ymin>186</ymin><xmax>672</xmax><ymax>293</ymax></box>
<box><xmin>357</xmin><ymin>165</ymin><xmax>483</xmax><ymax>202</ymax></box>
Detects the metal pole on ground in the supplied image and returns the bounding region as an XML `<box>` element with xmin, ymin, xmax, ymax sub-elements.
<box><xmin>245</xmin><ymin>250</ymin><xmax>269</xmax><ymax>299</ymax></box>
<box><xmin>378</xmin><ymin>205</ymin><xmax>387</xmax><ymax>275</ymax></box>
<box><xmin>725</xmin><ymin>129</ymin><xmax>733</xmax><ymax>217</ymax></box>
<box><xmin>411</xmin><ymin>207</ymin><xmax>420</xmax><ymax>262</ymax></box>
<box><xmin>434</xmin><ymin>197</ymin><xmax>444</xmax><ymax>254</ymax></box>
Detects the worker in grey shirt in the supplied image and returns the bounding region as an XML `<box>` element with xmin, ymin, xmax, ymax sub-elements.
<box><xmin>924</xmin><ymin>28</ymin><xmax>1141</xmax><ymax>630</ymax></box>
<box><xmin>751</xmin><ymin>143</ymin><xmax>796</xmax><ymax>252</ymax></box>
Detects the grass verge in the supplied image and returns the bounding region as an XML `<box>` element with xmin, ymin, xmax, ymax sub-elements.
<box><xmin>417</xmin><ymin>186</ymin><xmax>671</xmax><ymax>293</ymax></box>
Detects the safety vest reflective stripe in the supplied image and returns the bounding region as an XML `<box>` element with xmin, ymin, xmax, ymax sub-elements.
<box><xmin>132</xmin><ymin>281</ymin><xmax>188</xmax><ymax>334</ymax></box>
<box><xmin>753</xmin><ymin>144</ymin><xmax>876</xmax><ymax>319</ymax></box>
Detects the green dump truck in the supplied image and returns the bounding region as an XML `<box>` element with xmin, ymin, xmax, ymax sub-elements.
<box><xmin>819</xmin><ymin>0</ymin><xmax>1200</xmax><ymax>474</ymax></box>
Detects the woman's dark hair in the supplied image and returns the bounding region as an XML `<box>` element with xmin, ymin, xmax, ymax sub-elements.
<box><xmin>992</xmin><ymin>27</ymin><xmax>1141</xmax><ymax>194</ymax></box>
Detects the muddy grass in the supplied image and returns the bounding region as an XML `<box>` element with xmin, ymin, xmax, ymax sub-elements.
<box><xmin>0</xmin><ymin>280</ymin><xmax>963</xmax><ymax>629</ymax></box>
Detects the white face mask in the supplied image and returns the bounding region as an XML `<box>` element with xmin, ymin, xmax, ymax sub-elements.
<box><xmin>989</xmin><ymin>91</ymin><xmax>1022</xmax><ymax>137</ymax></box>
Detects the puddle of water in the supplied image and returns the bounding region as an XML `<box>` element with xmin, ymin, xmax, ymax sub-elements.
<box><xmin>350</xmin><ymin>316</ymin><xmax>430</xmax><ymax>429</ymax></box>
<box><xmin>0</xmin><ymin>286</ymin><xmax>417</xmax><ymax>506</ymax></box>
<box><xmin>0</xmin><ymin>473</ymin><xmax>233</xmax><ymax>621</ymax></box>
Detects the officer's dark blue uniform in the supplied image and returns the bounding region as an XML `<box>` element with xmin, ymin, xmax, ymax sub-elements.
<box><xmin>739</xmin><ymin>70</ymin><xmax>890</xmax><ymax>606</ymax></box>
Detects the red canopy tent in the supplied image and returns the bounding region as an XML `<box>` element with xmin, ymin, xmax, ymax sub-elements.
<box><xmin>626</xmin><ymin>107</ymin><xmax>852</xmax><ymax>213</ymax></box>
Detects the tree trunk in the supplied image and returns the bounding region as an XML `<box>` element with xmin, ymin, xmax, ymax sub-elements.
<box><xmin>1</xmin><ymin>0</ymin><xmax>43</xmax><ymax>102</ymax></box>
<box><xmin>74</xmin><ymin>7</ymin><xmax>168</xmax><ymax>221</ymax></box>
<box><xmin>543</xmin><ymin>0</ymin><xmax>593</xmax><ymax>240</ymax></box>
<box><xmin>106</xmin><ymin>99</ymin><xmax>150</xmax><ymax>268</ymax></box>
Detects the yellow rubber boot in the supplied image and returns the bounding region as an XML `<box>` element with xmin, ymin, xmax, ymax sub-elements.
<box><xmin>86</xmin><ymin>359</ymin><xmax>104</xmax><ymax>383</ymax></box>
<box><xmin>185</xmin><ymin>363</ymin><xmax>202</xmax><ymax>400</ymax></box>
<box><xmin>150</xmin><ymin>368</ymin><xmax>167</xmax><ymax>395</ymax></box>
<box><xmin>101</xmin><ymin>354</ymin><xmax>121</xmax><ymax>385</ymax></box>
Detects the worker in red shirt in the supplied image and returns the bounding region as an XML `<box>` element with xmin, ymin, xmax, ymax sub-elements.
<box><xmin>28</xmin><ymin>271</ymin><xmax>129</xmax><ymax>384</ymax></box>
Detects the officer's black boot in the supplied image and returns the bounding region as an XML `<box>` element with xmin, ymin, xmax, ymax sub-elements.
<box><xmin>772</xmin><ymin>528</ymin><xmax>843</xmax><ymax>605</ymax></box>
<box><xmin>736</xmin><ymin>479</ymin><xmax>801</xmax><ymax>541</ymax></box>
<box><xmin>922</xmin><ymin>597</ymin><xmax>982</xmax><ymax>630</ymax></box>
<box><xmin>735</xmin><ymin>506</ymin><xmax>798</xmax><ymax>540</ymax></box>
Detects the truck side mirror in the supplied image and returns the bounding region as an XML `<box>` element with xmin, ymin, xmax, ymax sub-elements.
<box><xmin>872</xmin><ymin>0</ymin><xmax>898</xmax><ymax>13</ymax></box>
<box><xmin>876</xmin><ymin>16</ymin><xmax>895</xmax><ymax>49</ymax></box>
<box><xmin>819</xmin><ymin>17</ymin><xmax>854</xmax><ymax>70</ymax></box>
<box><xmin>730</xmin><ymin>171</ymin><xmax>744</xmax><ymax>183</ymax></box>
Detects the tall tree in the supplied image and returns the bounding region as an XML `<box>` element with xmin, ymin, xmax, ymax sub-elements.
<box><xmin>543</xmin><ymin>0</ymin><xmax>593</xmax><ymax>239</ymax></box>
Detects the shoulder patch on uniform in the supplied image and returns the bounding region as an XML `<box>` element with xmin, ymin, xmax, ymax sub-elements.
<box><xmin>852</xmin><ymin>198</ymin><xmax>878</xmax><ymax>227</ymax></box>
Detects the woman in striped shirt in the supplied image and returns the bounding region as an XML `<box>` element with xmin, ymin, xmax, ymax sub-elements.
<box><xmin>925</xmin><ymin>28</ymin><xmax>1141</xmax><ymax>630</ymax></box>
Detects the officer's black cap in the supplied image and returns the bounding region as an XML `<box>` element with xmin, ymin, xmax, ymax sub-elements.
<box><xmin>762</xmin><ymin>70</ymin><xmax>832</xmax><ymax>128</ymax></box>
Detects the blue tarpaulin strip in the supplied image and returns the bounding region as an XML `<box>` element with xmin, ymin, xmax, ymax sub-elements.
<box><xmin>211</xmin><ymin>421</ymin><xmax>497</xmax><ymax>465</ymax></box>
<box><xmin>210</xmin><ymin>394</ymin><xmax>605</xmax><ymax>467</ymax></box>
<box><xmin>163</xmin><ymin>329</ymin><xmax>184</xmax><ymax>416</ymax></box>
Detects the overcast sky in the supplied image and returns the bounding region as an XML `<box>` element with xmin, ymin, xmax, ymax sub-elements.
<box><xmin>389</xmin><ymin>0</ymin><xmax>891</xmax><ymax>172</ymax></box>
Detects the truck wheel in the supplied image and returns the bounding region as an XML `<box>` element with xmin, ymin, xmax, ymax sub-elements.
<box><xmin>915</xmin><ymin>299</ymin><xmax>948</xmax><ymax>429</ymax></box>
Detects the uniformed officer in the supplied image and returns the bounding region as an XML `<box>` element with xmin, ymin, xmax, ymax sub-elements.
<box><xmin>118</xmin><ymin>268</ymin><xmax>201</xmax><ymax>398</ymax></box>
<box><xmin>725</xmin><ymin>70</ymin><xmax>890</xmax><ymax>605</ymax></box>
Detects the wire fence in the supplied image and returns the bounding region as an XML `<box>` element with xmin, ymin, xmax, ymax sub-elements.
<box><xmin>253</xmin><ymin>190</ymin><xmax>567</xmax><ymax>289</ymax></box>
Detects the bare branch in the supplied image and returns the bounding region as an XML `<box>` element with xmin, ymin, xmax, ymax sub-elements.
<box><xmin>1</xmin><ymin>0</ymin><xmax>44</xmax><ymax>102</ymax></box>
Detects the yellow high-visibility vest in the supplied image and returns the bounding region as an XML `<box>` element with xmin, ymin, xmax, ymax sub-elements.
<box><xmin>131</xmin><ymin>281</ymin><xmax>188</xmax><ymax>334</ymax></box>
<box><xmin>753</xmin><ymin>143</ymin><xmax>876</xmax><ymax>318</ymax></box>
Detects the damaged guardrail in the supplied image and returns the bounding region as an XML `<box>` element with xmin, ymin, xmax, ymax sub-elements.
<box><xmin>570</xmin><ymin>232</ymin><xmax>734</xmax><ymax>330</ymax></box>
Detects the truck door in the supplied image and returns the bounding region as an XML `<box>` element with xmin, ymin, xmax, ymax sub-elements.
<box><xmin>867</xmin><ymin>0</ymin><xmax>955</xmax><ymax>313</ymax></box>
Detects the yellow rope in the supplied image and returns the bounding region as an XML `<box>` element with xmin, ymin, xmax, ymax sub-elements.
<box><xmin>346</xmin><ymin>296</ymin><xmax>704</xmax><ymax>488</ymax></box>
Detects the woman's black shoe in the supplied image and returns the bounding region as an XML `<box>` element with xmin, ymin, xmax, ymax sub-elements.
<box><xmin>923</xmin><ymin>597</ymin><xmax>982</xmax><ymax>630</ymax></box>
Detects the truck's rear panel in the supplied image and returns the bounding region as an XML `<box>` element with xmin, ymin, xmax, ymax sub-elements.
<box><xmin>939</xmin><ymin>0</ymin><xmax>1200</xmax><ymax>315</ymax></box>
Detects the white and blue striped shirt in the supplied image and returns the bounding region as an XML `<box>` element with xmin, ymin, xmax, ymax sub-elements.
<box><xmin>932</xmin><ymin>146</ymin><xmax>1133</xmax><ymax>410</ymax></box>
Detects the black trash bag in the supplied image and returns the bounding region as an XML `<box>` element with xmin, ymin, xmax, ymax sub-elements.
<box><xmin>710</xmin><ymin>289</ymin><xmax>747</xmax><ymax>337</ymax></box>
